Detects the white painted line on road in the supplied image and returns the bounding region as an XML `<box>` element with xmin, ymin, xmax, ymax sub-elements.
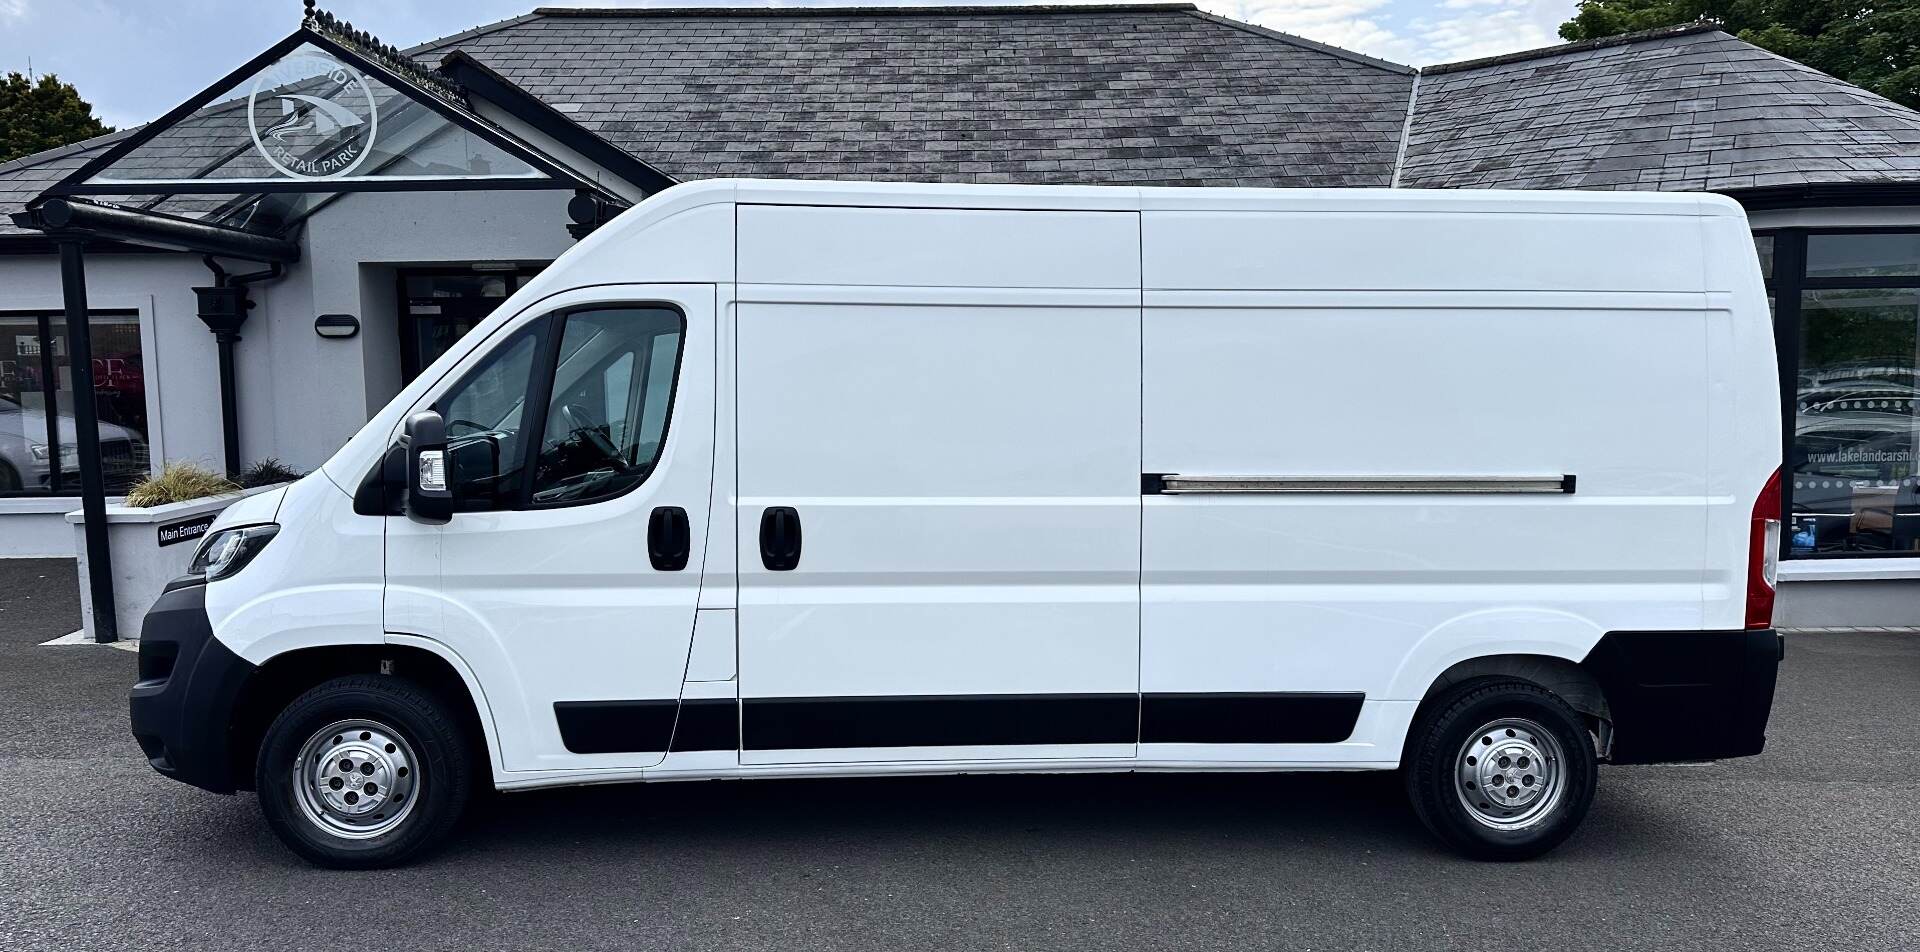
<box><xmin>40</xmin><ymin>630</ymin><xmax>139</xmax><ymax>653</ymax></box>
<box><xmin>1780</xmin><ymin>627</ymin><xmax>1920</xmax><ymax>635</ymax></box>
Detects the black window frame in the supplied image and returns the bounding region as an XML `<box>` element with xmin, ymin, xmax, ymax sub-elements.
<box><xmin>430</xmin><ymin>301</ymin><xmax>687</xmax><ymax>514</ymax></box>
<box><xmin>1759</xmin><ymin>225</ymin><xmax>1920</xmax><ymax>560</ymax></box>
<box><xmin>0</xmin><ymin>308</ymin><xmax>145</xmax><ymax>498</ymax></box>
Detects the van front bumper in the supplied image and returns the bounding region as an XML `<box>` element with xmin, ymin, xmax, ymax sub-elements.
<box><xmin>1583</xmin><ymin>628</ymin><xmax>1784</xmax><ymax>765</ymax></box>
<box><xmin>129</xmin><ymin>581</ymin><xmax>255</xmax><ymax>794</ymax></box>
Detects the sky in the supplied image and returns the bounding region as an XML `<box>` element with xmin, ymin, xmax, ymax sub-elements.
<box><xmin>0</xmin><ymin>0</ymin><xmax>1577</xmax><ymax>130</ymax></box>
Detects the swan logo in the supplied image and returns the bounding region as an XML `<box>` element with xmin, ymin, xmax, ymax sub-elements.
<box><xmin>246</xmin><ymin>51</ymin><xmax>379</xmax><ymax>179</ymax></box>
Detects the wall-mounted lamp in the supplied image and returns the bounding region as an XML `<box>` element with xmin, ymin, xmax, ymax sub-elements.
<box><xmin>315</xmin><ymin>314</ymin><xmax>360</xmax><ymax>339</ymax></box>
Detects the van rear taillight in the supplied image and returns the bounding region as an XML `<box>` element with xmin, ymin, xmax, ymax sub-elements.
<box><xmin>1746</xmin><ymin>468</ymin><xmax>1782</xmax><ymax>630</ymax></box>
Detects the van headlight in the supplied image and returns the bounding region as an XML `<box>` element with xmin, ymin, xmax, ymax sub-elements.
<box><xmin>190</xmin><ymin>524</ymin><xmax>279</xmax><ymax>581</ymax></box>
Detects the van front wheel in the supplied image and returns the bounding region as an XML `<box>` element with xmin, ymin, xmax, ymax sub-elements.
<box><xmin>1403</xmin><ymin>678</ymin><xmax>1597</xmax><ymax>860</ymax></box>
<box><xmin>255</xmin><ymin>675</ymin><xmax>473</xmax><ymax>869</ymax></box>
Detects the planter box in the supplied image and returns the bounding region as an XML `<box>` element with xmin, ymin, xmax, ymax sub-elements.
<box><xmin>66</xmin><ymin>485</ymin><xmax>282</xmax><ymax>642</ymax></box>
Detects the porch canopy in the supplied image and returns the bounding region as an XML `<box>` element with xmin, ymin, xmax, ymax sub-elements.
<box><xmin>11</xmin><ymin>5</ymin><xmax>630</xmax><ymax>641</ymax></box>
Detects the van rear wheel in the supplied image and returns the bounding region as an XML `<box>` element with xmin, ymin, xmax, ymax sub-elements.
<box><xmin>1403</xmin><ymin>678</ymin><xmax>1596</xmax><ymax>860</ymax></box>
<box><xmin>255</xmin><ymin>675</ymin><xmax>473</xmax><ymax>869</ymax></box>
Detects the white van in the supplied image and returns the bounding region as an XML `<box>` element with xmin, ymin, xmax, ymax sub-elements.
<box><xmin>131</xmin><ymin>180</ymin><xmax>1785</xmax><ymax>868</ymax></box>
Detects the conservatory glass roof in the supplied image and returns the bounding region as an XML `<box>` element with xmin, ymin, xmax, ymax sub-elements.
<box><xmin>36</xmin><ymin>22</ymin><xmax>612</xmax><ymax>239</ymax></box>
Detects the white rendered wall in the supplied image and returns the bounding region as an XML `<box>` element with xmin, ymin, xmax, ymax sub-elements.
<box><xmin>0</xmin><ymin>189</ymin><xmax>574</xmax><ymax>556</ymax></box>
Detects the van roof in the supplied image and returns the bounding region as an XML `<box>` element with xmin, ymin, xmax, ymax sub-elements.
<box><xmin>643</xmin><ymin>178</ymin><xmax>1746</xmax><ymax>219</ymax></box>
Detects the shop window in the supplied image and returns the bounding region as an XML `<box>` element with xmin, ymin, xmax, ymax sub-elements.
<box><xmin>1790</xmin><ymin>287</ymin><xmax>1920</xmax><ymax>555</ymax></box>
<box><xmin>0</xmin><ymin>312</ymin><xmax>149</xmax><ymax>496</ymax></box>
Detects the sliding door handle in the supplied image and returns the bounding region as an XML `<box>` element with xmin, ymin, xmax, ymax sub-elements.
<box><xmin>759</xmin><ymin>506</ymin><xmax>802</xmax><ymax>571</ymax></box>
<box><xmin>648</xmin><ymin>506</ymin><xmax>690</xmax><ymax>572</ymax></box>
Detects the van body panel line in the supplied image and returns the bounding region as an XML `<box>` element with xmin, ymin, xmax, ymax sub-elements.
<box><xmin>1580</xmin><ymin>628</ymin><xmax>1783</xmax><ymax>764</ymax></box>
<box><xmin>383</xmin><ymin>632</ymin><xmax>509</xmax><ymax>778</ymax></box>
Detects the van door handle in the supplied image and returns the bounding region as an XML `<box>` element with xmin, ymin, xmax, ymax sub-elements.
<box><xmin>648</xmin><ymin>506</ymin><xmax>690</xmax><ymax>572</ymax></box>
<box><xmin>759</xmin><ymin>506</ymin><xmax>801</xmax><ymax>571</ymax></box>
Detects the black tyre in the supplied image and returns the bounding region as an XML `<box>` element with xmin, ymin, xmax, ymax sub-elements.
<box><xmin>1403</xmin><ymin>678</ymin><xmax>1597</xmax><ymax>860</ymax></box>
<box><xmin>0</xmin><ymin>461</ymin><xmax>20</xmax><ymax>492</ymax></box>
<box><xmin>255</xmin><ymin>675</ymin><xmax>473</xmax><ymax>869</ymax></box>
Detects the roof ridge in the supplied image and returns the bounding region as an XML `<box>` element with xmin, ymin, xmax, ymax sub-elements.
<box><xmin>530</xmin><ymin>3</ymin><xmax>1198</xmax><ymax>17</ymax></box>
<box><xmin>1423</xmin><ymin>21</ymin><xmax>1723</xmax><ymax>75</ymax></box>
<box><xmin>405</xmin><ymin>12</ymin><xmax>547</xmax><ymax>55</ymax></box>
<box><xmin>1183</xmin><ymin>8</ymin><xmax>1415</xmax><ymax>75</ymax></box>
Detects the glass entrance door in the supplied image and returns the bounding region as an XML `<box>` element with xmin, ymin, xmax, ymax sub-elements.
<box><xmin>397</xmin><ymin>266</ymin><xmax>544</xmax><ymax>382</ymax></box>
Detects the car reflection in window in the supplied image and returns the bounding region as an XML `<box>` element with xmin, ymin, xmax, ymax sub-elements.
<box><xmin>1791</xmin><ymin>363</ymin><xmax>1920</xmax><ymax>555</ymax></box>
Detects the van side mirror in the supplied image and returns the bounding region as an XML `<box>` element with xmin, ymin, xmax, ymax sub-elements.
<box><xmin>402</xmin><ymin>410</ymin><xmax>453</xmax><ymax>524</ymax></box>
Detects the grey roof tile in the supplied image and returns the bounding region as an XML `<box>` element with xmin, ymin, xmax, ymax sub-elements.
<box><xmin>422</xmin><ymin>4</ymin><xmax>1412</xmax><ymax>187</ymax></box>
<box><xmin>0</xmin><ymin>134</ymin><xmax>126</xmax><ymax>238</ymax></box>
<box><xmin>1401</xmin><ymin>26</ymin><xmax>1920</xmax><ymax>193</ymax></box>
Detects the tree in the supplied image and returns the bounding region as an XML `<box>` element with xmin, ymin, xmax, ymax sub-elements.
<box><xmin>0</xmin><ymin>72</ymin><xmax>115</xmax><ymax>163</ymax></box>
<box><xmin>1559</xmin><ymin>1</ymin><xmax>1920</xmax><ymax>109</ymax></box>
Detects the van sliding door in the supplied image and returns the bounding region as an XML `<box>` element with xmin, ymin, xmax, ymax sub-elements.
<box><xmin>733</xmin><ymin>203</ymin><xmax>1143</xmax><ymax>765</ymax></box>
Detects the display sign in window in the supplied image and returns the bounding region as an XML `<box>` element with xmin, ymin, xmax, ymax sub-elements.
<box><xmin>1791</xmin><ymin>288</ymin><xmax>1920</xmax><ymax>555</ymax></box>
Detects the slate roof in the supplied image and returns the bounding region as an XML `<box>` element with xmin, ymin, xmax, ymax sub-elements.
<box><xmin>420</xmin><ymin>4</ymin><xmax>1415</xmax><ymax>188</ymax></box>
<box><xmin>1400</xmin><ymin>23</ymin><xmax>1920</xmax><ymax>192</ymax></box>
<box><xmin>8</xmin><ymin>7</ymin><xmax>1920</xmax><ymax>247</ymax></box>
<box><xmin>0</xmin><ymin>131</ymin><xmax>132</xmax><ymax>238</ymax></box>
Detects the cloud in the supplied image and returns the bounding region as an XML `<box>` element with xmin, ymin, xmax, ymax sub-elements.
<box><xmin>1411</xmin><ymin>2</ymin><xmax>1561</xmax><ymax>62</ymax></box>
<box><xmin>1197</xmin><ymin>0</ymin><xmax>1571</xmax><ymax>67</ymax></box>
<box><xmin>1199</xmin><ymin>0</ymin><xmax>1417</xmax><ymax>61</ymax></box>
<box><xmin>0</xmin><ymin>0</ymin><xmax>28</xmax><ymax>23</ymax></box>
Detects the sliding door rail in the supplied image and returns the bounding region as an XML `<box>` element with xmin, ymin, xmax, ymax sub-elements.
<box><xmin>1144</xmin><ymin>474</ymin><xmax>1576</xmax><ymax>495</ymax></box>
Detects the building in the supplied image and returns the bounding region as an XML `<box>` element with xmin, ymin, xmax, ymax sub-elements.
<box><xmin>2</xmin><ymin>4</ymin><xmax>1917</xmax><ymax>627</ymax></box>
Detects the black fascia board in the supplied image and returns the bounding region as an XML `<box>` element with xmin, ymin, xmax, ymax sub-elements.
<box><xmin>1723</xmin><ymin>182</ymin><xmax>1920</xmax><ymax>212</ymax></box>
<box><xmin>0</xmin><ymin>234</ymin><xmax>153</xmax><ymax>256</ymax></box>
<box><xmin>439</xmin><ymin>50</ymin><xmax>675</xmax><ymax>196</ymax></box>
<box><xmin>13</xmin><ymin>199</ymin><xmax>301</xmax><ymax>263</ymax></box>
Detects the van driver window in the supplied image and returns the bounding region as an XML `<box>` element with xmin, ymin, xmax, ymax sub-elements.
<box><xmin>439</xmin><ymin>322</ymin><xmax>543</xmax><ymax>511</ymax></box>
<box><xmin>530</xmin><ymin>307</ymin><xmax>684</xmax><ymax>506</ymax></box>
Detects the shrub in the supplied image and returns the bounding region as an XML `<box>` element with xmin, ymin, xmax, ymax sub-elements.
<box><xmin>238</xmin><ymin>457</ymin><xmax>304</xmax><ymax>488</ymax></box>
<box><xmin>124</xmin><ymin>461</ymin><xmax>241</xmax><ymax>508</ymax></box>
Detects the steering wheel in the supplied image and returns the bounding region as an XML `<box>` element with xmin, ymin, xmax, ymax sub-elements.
<box><xmin>558</xmin><ymin>404</ymin><xmax>625</xmax><ymax>465</ymax></box>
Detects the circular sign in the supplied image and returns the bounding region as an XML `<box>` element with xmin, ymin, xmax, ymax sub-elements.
<box><xmin>247</xmin><ymin>51</ymin><xmax>380</xmax><ymax>180</ymax></box>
